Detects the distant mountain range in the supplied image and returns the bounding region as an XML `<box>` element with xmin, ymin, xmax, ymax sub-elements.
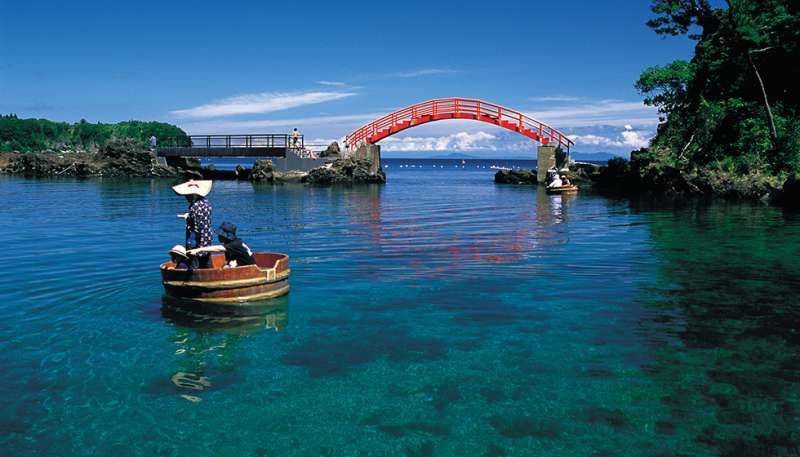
<box><xmin>390</xmin><ymin>151</ymin><xmax>625</xmax><ymax>161</ymax></box>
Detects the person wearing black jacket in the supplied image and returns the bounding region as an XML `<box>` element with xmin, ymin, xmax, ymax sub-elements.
<box><xmin>187</xmin><ymin>221</ymin><xmax>256</xmax><ymax>268</ymax></box>
<box><xmin>216</xmin><ymin>222</ymin><xmax>256</xmax><ymax>267</ymax></box>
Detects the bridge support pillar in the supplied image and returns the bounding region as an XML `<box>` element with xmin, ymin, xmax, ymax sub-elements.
<box><xmin>353</xmin><ymin>143</ymin><xmax>381</xmax><ymax>176</ymax></box>
<box><xmin>537</xmin><ymin>145</ymin><xmax>557</xmax><ymax>183</ymax></box>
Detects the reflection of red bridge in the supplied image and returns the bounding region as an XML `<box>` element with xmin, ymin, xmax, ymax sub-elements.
<box><xmin>345</xmin><ymin>97</ymin><xmax>574</xmax><ymax>150</ymax></box>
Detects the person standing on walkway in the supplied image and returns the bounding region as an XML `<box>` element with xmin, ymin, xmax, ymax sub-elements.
<box><xmin>172</xmin><ymin>180</ymin><xmax>213</xmax><ymax>269</ymax></box>
<box><xmin>149</xmin><ymin>135</ymin><xmax>157</xmax><ymax>150</ymax></box>
<box><xmin>291</xmin><ymin>128</ymin><xmax>301</xmax><ymax>147</ymax></box>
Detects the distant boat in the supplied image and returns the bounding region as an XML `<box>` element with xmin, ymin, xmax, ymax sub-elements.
<box><xmin>546</xmin><ymin>185</ymin><xmax>579</xmax><ymax>195</ymax></box>
<box><xmin>161</xmin><ymin>253</ymin><xmax>290</xmax><ymax>304</ymax></box>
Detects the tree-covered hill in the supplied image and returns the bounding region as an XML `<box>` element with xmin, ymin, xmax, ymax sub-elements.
<box><xmin>0</xmin><ymin>115</ymin><xmax>190</xmax><ymax>153</ymax></box>
<box><xmin>619</xmin><ymin>0</ymin><xmax>800</xmax><ymax>198</ymax></box>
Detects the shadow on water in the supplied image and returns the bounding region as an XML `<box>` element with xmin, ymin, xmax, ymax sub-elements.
<box><xmin>631</xmin><ymin>201</ymin><xmax>800</xmax><ymax>456</ymax></box>
<box><xmin>146</xmin><ymin>300</ymin><xmax>289</xmax><ymax>402</ymax></box>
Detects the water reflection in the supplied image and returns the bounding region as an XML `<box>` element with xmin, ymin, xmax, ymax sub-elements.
<box><xmin>535</xmin><ymin>188</ymin><xmax>574</xmax><ymax>225</ymax></box>
<box><xmin>159</xmin><ymin>300</ymin><xmax>288</xmax><ymax>402</ymax></box>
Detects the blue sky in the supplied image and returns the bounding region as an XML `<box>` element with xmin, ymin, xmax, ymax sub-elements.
<box><xmin>0</xmin><ymin>0</ymin><xmax>694</xmax><ymax>157</ymax></box>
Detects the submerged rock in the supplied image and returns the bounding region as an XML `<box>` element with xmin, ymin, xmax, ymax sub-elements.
<box><xmin>494</xmin><ymin>169</ymin><xmax>537</xmax><ymax>185</ymax></box>
<box><xmin>302</xmin><ymin>157</ymin><xmax>386</xmax><ymax>185</ymax></box>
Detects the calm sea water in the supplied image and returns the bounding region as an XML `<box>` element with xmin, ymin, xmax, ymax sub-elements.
<box><xmin>1</xmin><ymin>159</ymin><xmax>799</xmax><ymax>456</ymax></box>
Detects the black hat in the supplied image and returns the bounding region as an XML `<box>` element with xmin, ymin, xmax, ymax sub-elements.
<box><xmin>216</xmin><ymin>222</ymin><xmax>237</xmax><ymax>240</ymax></box>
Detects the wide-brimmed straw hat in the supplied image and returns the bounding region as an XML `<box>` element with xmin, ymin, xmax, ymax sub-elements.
<box><xmin>169</xmin><ymin>244</ymin><xmax>189</xmax><ymax>259</ymax></box>
<box><xmin>172</xmin><ymin>180</ymin><xmax>212</xmax><ymax>197</ymax></box>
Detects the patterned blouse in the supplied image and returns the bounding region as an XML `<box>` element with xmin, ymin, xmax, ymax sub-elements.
<box><xmin>185</xmin><ymin>198</ymin><xmax>212</xmax><ymax>249</ymax></box>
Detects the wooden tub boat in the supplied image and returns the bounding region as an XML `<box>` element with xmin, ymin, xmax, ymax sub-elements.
<box><xmin>160</xmin><ymin>252</ymin><xmax>290</xmax><ymax>304</ymax></box>
<box><xmin>545</xmin><ymin>185</ymin><xmax>579</xmax><ymax>194</ymax></box>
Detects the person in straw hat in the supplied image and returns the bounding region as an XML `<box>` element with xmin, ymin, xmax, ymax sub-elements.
<box><xmin>167</xmin><ymin>245</ymin><xmax>191</xmax><ymax>270</ymax></box>
<box><xmin>172</xmin><ymin>180</ymin><xmax>213</xmax><ymax>269</ymax></box>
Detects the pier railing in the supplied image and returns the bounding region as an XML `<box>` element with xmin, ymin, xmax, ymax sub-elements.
<box><xmin>156</xmin><ymin>134</ymin><xmax>304</xmax><ymax>157</ymax></box>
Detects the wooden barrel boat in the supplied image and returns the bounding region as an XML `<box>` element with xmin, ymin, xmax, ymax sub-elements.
<box><xmin>160</xmin><ymin>252</ymin><xmax>290</xmax><ymax>304</ymax></box>
<box><xmin>545</xmin><ymin>185</ymin><xmax>579</xmax><ymax>194</ymax></box>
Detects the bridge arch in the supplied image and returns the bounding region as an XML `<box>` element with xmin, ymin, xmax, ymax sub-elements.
<box><xmin>344</xmin><ymin>97</ymin><xmax>574</xmax><ymax>151</ymax></box>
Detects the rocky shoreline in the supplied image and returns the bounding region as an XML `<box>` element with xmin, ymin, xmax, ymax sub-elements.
<box><xmin>495</xmin><ymin>161</ymin><xmax>800</xmax><ymax>207</ymax></box>
<box><xmin>0</xmin><ymin>140</ymin><xmax>385</xmax><ymax>186</ymax></box>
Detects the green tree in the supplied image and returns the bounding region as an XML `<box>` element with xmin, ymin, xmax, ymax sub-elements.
<box><xmin>629</xmin><ymin>0</ymin><xmax>800</xmax><ymax>195</ymax></box>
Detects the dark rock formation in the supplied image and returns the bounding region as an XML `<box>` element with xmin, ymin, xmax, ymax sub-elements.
<box><xmin>249</xmin><ymin>159</ymin><xmax>276</xmax><ymax>182</ymax></box>
<box><xmin>234</xmin><ymin>164</ymin><xmax>250</xmax><ymax>180</ymax></box>
<box><xmin>776</xmin><ymin>175</ymin><xmax>800</xmax><ymax>207</ymax></box>
<box><xmin>165</xmin><ymin>156</ymin><xmax>201</xmax><ymax>171</ymax></box>
<box><xmin>566</xmin><ymin>162</ymin><xmax>600</xmax><ymax>187</ymax></box>
<box><xmin>302</xmin><ymin>157</ymin><xmax>386</xmax><ymax>185</ymax></box>
<box><xmin>319</xmin><ymin>141</ymin><xmax>341</xmax><ymax>158</ymax></box>
<box><xmin>96</xmin><ymin>138</ymin><xmax>174</xmax><ymax>177</ymax></box>
<box><xmin>0</xmin><ymin>139</ymin><xmax>174</xmax><ymax>178</ymax></box>
<box><xmin>494</xmin><ymin>168</ymin><xmax>537</xmax><ymax>185</ymax></box>
<box><xmin>0</xmin><ymin>151</ymin><xmax>96</xmax><ymax>177</ymax></box>
<box><xmin>164</xmin><ymin>156</ymin><xmax>203</xmax><ymax>179</ymax></box>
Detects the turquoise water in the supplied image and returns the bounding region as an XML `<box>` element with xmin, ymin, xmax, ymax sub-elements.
<box><xmin>1</xmin><ymin>159</ymin><xmax>799</xmax><ymax>456</ymax></box>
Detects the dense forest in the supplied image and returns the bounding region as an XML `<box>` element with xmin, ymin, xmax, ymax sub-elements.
<box><xmin>0</xmin><ymin>115</ymin><xmax>190</xmax><ymax>153</ymax></box>
<box><xmin>618</xmin><ymin>0</ymin><xmax>799</xmax><ymax>198</ymax></box>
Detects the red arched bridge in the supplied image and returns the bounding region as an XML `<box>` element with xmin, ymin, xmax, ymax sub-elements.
<box><xmin>344</xmin><ymin>97</ymin><xmax>574</xmax><ymax>151</ymax></box>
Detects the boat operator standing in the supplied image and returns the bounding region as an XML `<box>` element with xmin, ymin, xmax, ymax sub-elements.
<box><xmin>172</xmin><ymin>180</ymin><xmax>213</xmax><ymax>269</ymax></box>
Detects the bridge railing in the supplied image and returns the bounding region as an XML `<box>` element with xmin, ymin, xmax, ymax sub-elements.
<box><xmin>346</xmin><ymin>97</ymin><xmax>573</xmax><ymax>150</ymax></box>
<box><xmin>187</xmin><ymin>134</ymin><xmax>303</xmax><ymax>149</ymax></box>
<box><xmin>156</xmin><ymin>134</ymin><xmax>304</xmax><ymax>157</ymax></box>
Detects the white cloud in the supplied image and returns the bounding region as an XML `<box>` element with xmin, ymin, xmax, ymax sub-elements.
<box><xmin>527</xmin><ymin>100</ymin><xmax>658</xmax><ymax>128</ymax></box>
<box><xmin>178</xmin><ymin>113</ymin><xmax>383</xmax><ymax>135</ymax></box>
<box><xmin>620</xmin><ymin>129</ymin><xmax>651</xmax><ymax>149</ymax></box>
<box><xmin>350</xmin><ymin>68</ymin><xmax>460</xmax><ymax>82</ymax></box>
<box><xmin>529</xmin><ymin>95</ymin><xmax>583</xmax><ymax>102</ymax></box>
<box><xmin>569</xmin><ymin>126</ymin><xmax>651</xmax><ymax>149</ymax></box>
<box><xmin>316</xmin><ymin>80</ymin><xmax>347</xmax><ymax>86</ymax></box>
<box><xmin>170</xmin><ymin>91</ymin><xmax>356</xmax><ymax>119</ymax></box>
<box><xmin>391</xmin><ymin>68</ymin><xmax>459</xmax><ymax>78</ymax></box>
<box><xmin>381</xmin><ymin>131</ymin><xmax>497</xmax><ymax>151</ymax></box>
